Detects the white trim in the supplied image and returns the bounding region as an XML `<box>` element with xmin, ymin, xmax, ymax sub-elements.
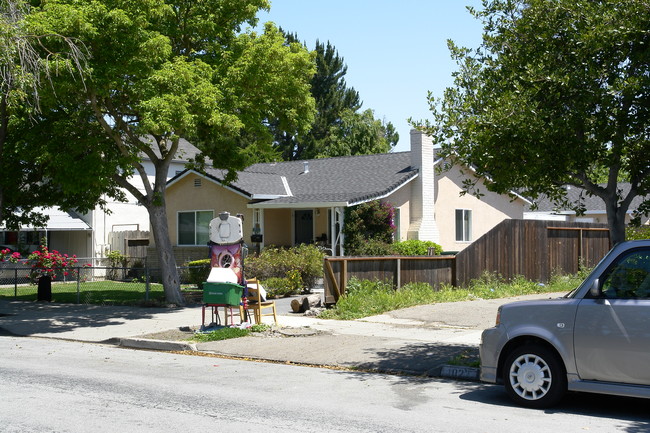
<box><xmin>249</xmin><ymin>201</ymin><xmax>348</xmax><ymax>209</ymax></box>
<box><xmin>281</xmin><ymin>176</ymin><xmax>293</xmax><ymax>196</ymax></box>
<box><xmin>348</xmin><ymin>172</ymin><xmax>419</xmax><ymax>207</ymax></box>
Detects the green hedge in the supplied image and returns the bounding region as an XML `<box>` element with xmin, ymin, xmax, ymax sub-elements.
<box><xmin>245</xmin><ymin>244</ymin><xmax>325</xmax><ymax>290</ymax></box>
<box><xmin>185</xmin><ymin>259</ymin><xmax>211</xmax><ymax>288</ymax></box>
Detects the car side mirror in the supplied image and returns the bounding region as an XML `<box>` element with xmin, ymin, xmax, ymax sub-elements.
<box><xmin>590</xmin><ymin>279</ymin><xmax>601</xmax><ymax>298</ymax></box>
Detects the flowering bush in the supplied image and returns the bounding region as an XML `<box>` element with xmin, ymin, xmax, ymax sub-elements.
<box><xmin>27</xmin><ymin>245</ymin><xmax>81</xmax><ymax>280</ymax></box>
<box><xmin>0</xmin><ymin>248</ymin><xmax>21</xmax><ymax>263</ymax></box>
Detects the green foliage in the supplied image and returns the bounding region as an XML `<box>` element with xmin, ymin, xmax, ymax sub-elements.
<box><xmin>416</xmin><ymin>0</ymin><xmax>650</xmax><ymax>245</ymax></box>
<box><xmin>0</xmin><ymin>0</ymin><xmax>111</xmax><ymax>229</ymax></box>
<box><xmin>250</xmin><ymin>323</ymin><xmax>270</xmax><ymax>332</ymax></box>
<box><xmin>392</xmin><ymin>240</ymin><xmax>443</xmax><ymax>256</ymax></box>
<box><xmin>22</xmin><ymin>0</ymin><xmax>316</xmax><ymax>303</ymax></box>
<box><xmin>626</xmin><ymin>225</ymin><xmax>650</xmax><ymax>241</ymax></box>
<box><xmin>261</xmin><ymin>277</ymin><xmax>295</xmax><ymax>298</ymax></box>
<box><xmin>106</xmin><ymin>250</ymin><xmax>126</xmax><ymax>268</ymax></box>
<box><xmin>320</xmin><ymin>272</ymin><xmax>583</xmax><ymax>321</ymax></box>
<box><xmin>343</xmin><ymin>201</ymin><xmax>396</xmax><ymax>255</ymax></box>
<box><xmin>191</xmin><ymin>327</ymin><xmax>250</xmax><ymax>342</ymax></box>
<box><xmin>185</xmin><ymin>259</ymin><xmax>211</xmax><ymax>289</ymax></box>
<box><xmin>273</xmin><ymin>35</ymin><xmax>398</xmax><ymax>160</ymax></box>
<box><xmin>245</xmin><ymin>244</ymin><xmax>324</xmax><ymax>288</ymax></box>
<box><xmin>352</xmin><ymin>239</ymin><xmax>395</xmax><ymax>256</ymax></box>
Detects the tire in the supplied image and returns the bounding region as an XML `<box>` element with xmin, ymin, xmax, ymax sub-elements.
<box><xmin>502</xmin><ymin>345</ymin><xmax>567</xmax><ymax>409</ymax></box>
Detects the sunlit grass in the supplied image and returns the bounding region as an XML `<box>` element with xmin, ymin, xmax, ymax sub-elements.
<box><xmin>319</xmin><ymin>271</ymin><xmax>585</xmax><ymax>321</ymax></box>
<box><xmin>0</xmin><ymin>281</ymin><xmax>165</xmax><ymax>305</ymax></box>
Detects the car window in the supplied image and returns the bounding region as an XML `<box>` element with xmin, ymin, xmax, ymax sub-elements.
<box><xmin>601</xmin><ymin>248</ymin><xmax>650</xmax><ymax>299</ymax></box>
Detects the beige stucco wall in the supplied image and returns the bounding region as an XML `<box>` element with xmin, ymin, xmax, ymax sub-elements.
<box><xmin>434</xmin><ymin>165</ymin><xmax>525</xmax><ymax>252</ymax></box>
<box><xmin>165</xmin><ymin>174</ymin><xmax>253</xmax><ymax>246</ymax></box>
<box><xmin>262</xmin><ymin>209</ymin><xmax>292</xmax><ymax>246</ymax></box>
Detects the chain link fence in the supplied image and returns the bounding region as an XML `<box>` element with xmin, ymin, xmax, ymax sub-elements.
<box><xmin>0</xmin><ymin>263</ymin><xmax>203</xmax><ymax>305</ymax></box>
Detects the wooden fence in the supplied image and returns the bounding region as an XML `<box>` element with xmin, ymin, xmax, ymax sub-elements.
<box><xmin>323</xmin><ymin>256</ymin><xmax>455</xmax><ymax>304</ymax></box>
<box><xmin>108</xmin><ymin>230</ymin><xmax>150</xmax><ymax>260</ymax></box>
<box><xmin>323</xmin><ymin>220</ymin><xmax>612</xmax><ymax>304</ymax></box>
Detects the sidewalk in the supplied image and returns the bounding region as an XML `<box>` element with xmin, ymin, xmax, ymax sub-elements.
<box><xmin>0</xmin><ymin>292</ymin><xmax>557</xmax><ymax>378</ymax></box>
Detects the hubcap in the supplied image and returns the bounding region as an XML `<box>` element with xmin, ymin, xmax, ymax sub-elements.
<box><xmin>509</xmin><ymin>353</ymin><xmax>552</xmax><ymax>401</ymax></box>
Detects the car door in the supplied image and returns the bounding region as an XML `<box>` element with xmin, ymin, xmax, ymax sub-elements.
<box><xmin>574</xmin><ymin>247</ymin><xmax>650</xmax><ymax>385</ymax></box>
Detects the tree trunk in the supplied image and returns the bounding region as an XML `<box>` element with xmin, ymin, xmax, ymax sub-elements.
<box><xmin>604</xmin><ymin>196</ymin><xmax>628</xmax><ymax>246</ymax></box>
<box><xmin>149</xmin><ymin>204</ymin><xmax>185</xmax><ymax>306</ymax></box>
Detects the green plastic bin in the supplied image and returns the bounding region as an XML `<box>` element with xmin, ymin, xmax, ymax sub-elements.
<box><xmin>202</xmin><ymin>282</ymin><xmax>243</xmax><ymax>305</ymax></box>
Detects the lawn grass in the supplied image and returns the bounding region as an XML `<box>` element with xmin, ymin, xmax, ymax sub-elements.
<box><xmin>0</xmin><ymin>280</ymin><xmax>166</xmax><ymax>305</ymax></box>
<box><xmin>319</xmin><ymin>271</ymin><xmax>586</xmax><ymax>321</ymax></box>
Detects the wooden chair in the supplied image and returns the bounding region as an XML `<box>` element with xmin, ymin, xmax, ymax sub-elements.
<box><xmin>244</xmin><ymin>278</ymin><xmax>277</xmax><ymax>325</ymax></box>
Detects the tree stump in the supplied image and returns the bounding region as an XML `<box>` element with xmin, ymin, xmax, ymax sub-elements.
<box><xmin>290</xmin><ymin>294</ymin><xmax>322</xmax><ymax>313</ymax></box>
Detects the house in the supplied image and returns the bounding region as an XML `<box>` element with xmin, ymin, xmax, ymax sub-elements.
<box><xmin>524</xmin><ymin>184</ymin><xmax>650</xmax><ymax>225</ymax></box>
<box><xmin>0</xmin><ymin>207</ymin><xmax>93</xmax><ymax>258</ymax></box>
<box><xmin>159</xmin><ymin>130</ymin><xmax>529</xmax><ymax>264</ymax></box>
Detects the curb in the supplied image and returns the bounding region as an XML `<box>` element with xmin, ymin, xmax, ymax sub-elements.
<box><xmin>118</xmin><ymin>338</ymin><xmax>197</xmax><ymax>352</ymax></box>
<box><xmin>117</xmin><ymin>337</ymin><xmax>481</xmax><ymax>382</ymax></box>
<box><xmin>439</xmin><ymin>365</ymin><xmax>480</xmax><ymax>381</ymax></box>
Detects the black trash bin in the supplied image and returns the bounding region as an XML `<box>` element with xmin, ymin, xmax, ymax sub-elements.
<box><xmin>37</xmin><ymin>275</ymin><xmax>52</xmax><ymax>302</ymax></box>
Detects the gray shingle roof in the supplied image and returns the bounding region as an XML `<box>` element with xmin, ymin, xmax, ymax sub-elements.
<box><xmin>527</xmin><ymin>183</ymin><xmax>648</xmax><ymax>212</ymax></box>
<box><xmin>171</xmin><ymin>151</ymin><xmax>418</xmax><ymax>207</ymax></box>
<box><xmin>243</xmin><ymin>152</ymin><xmax>417</xmax><ymax>206</ymax></box>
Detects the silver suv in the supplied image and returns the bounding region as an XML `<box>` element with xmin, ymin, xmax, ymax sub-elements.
<box><xmin>480</xmin><ymin>240</ymin><xmax>650</xmax><ymax>408</ymax></box>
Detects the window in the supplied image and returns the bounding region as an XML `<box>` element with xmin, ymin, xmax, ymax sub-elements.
<box><xmin>601</xmin><ymin>249</ymin><xmax>650</xmax><ymax>299</ymax></box>
<box><xmin>178</xmin><ymin>210</ymin><xmax>213</xmax><ymax>245</ymax></box>
<box><xmin>455</xmin><ymin>209</ymin><xmax>472</xmax><ymax>242</ymax></box>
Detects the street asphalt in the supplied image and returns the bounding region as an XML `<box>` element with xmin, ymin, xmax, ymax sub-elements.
<box><xmin>0</xmin><ymin>292</ymin><xmax>559</xmax><ymax>379</ymax></box>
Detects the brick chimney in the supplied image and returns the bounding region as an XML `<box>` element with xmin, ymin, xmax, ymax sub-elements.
<box><xmin>407</xmin><ymin>129</ymin><xmax>440</xmax><ymax>242</ymax></box>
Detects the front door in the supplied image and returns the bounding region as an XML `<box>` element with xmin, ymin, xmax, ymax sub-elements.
<box><xmin>294</xmin><ymin>210</ymin><xmax>313</xmax><ymax>245</ymax></box>
<box><xmin>574</xmin><ymin>247</ymin><xmax>650</xmax><ymax>385</ymax></box>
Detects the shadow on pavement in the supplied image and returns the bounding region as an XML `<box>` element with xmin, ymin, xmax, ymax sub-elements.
<box><xmin>0</xmin><ymin>300</ymin><xmax>194</xmax><ymax>338</ymax></box>
<box><xmin>355</xmin><ymin>342</ymin><xmax>479</xmax><ymax>379</ymax></box>
<box><xmin>460</xmin><ymin>385</ymin><xmax>650</xmax><ymax>431</ymax></box>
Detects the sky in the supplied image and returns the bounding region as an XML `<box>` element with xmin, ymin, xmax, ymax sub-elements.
<box><xmin>256</xmin><ymin>0</ymin><xmax>484</xmax><ymax>153</ymax></box>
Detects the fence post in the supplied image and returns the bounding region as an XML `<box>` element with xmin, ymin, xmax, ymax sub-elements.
<box><xmin>13</xmin><ymin>268</ymin><xmax>18</xmax><ymax>298</ymax></box>
<box><xmin>76</xmin><ymin>267</ymin><xmax>81</xmax><ymax>304</ymax></box>
<box><xmin>145</xmin><ymin>266</ymin><xmax>150</xmax><ymax>301</ymax></box>
<box><xmin>396</xmin><ymin>258</ymin><xmax>401</xmax><ymax>289</ymax></box>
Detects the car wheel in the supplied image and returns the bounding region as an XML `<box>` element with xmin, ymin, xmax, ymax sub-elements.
<box><xmin>503</xmin><ymin>345</ymin><xmax>566</xmax><ymax>408</ymax></box>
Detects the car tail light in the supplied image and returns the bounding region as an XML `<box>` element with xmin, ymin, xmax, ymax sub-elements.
<box><xmin>495</xmin><ymin>306</ymin><xmax>502</xmax><ymax>326</ymax></box>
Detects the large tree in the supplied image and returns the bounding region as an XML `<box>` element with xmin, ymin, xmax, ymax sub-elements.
<box><xmin>0</xmin><ymin>0</ymin><xmax>111</xmax><ymax>230</ymax></box>
<box><xmin>30</xmin><ymin>0</ymin><xmax>315</xmax><ymax>304</ymax></box>
<box><xmin>418</xmin><ymin>0</ymin><xmax>650</xmax><ymax>244</ymax></box>
<box><xmin>274</xmin><ymin>36</ymin><xmax>397</xmax><ymax>161</ymax></box>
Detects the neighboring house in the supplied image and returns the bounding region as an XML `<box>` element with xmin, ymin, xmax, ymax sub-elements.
<box><xmin>524</xmin><ymin>184</ymin><xmax>650</xmax><ymax>226</ymax></box>
<box><xmin>161</xmin><ymin>130</ymin><xmax>528</xmax><ymax>263</ymax></box>
<box><xmin>0</xmin><ymin>207</ymin><xmax>93</xmax><ymax>257</ymax></box>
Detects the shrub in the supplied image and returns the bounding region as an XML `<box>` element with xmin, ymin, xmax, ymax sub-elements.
<box><xmin>262</xmin><ymin>277</ymin><xmax>296</xmax><ymax>298</ymax></box>
<box><xmin>186</xmin><ymin>259</ymin><xmax>211</xmax><ymax>288</ymax></box>
<box><xmin>626</xmin><ymin>225</ymin><xmax>650</xmax><ymax>240</ymax></box>
<box><xmin>352</xmin><ymin>239</ymin><xmax>395</xmax><ymax>256</ymax></box>
<box><xmin>343</xmin><ymin>201</ymin><xmax>396</xmax><ymax>255</ymax></box>
<box><xmin>245</xmin><ymin>244</ymin><xmax>324</xmax><ymax>289</ymax></box>
<box><xmin>392</xmin><ymin>240</ymin><xmax>443</xmax><ymax>256</ymax></box>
